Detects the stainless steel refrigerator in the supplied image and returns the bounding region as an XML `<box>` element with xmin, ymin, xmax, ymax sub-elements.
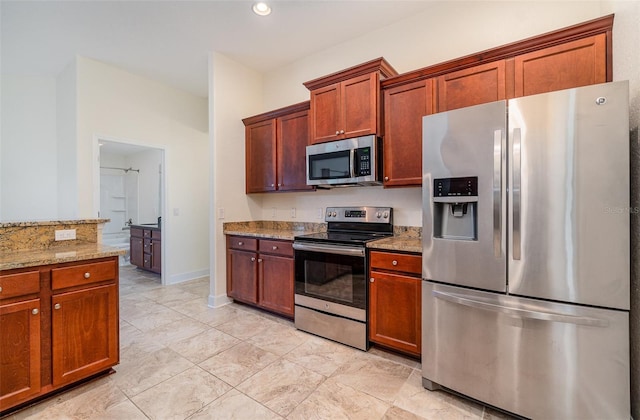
<box><xmin>421</xmin><ymin>81</ymin><xmax>630</xmax><ymax>419</ymax></box>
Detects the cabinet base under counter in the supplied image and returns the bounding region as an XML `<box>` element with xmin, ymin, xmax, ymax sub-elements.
<box><xmin>0</xmin><ymin>256</ymin><xmax>120</xmax><ymax>415</ymax></box>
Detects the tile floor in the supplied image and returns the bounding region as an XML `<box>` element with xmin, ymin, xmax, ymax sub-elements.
<box><xmin>6</xmin><ymin>265</ymin><xmax>514</xmax><ymax>419</ymax></box>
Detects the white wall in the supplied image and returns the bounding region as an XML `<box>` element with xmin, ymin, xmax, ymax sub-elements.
<box><xmin>76</xmin><ymin>57</ymin><xmax>210</xmax><ymax>284</ymax></box>
<box><xmin>56</xmin><ymin>60</ymin><xmax>78</xmax><ymax>219</ymax></box>
<box><xmin>209</xmin><ymin>52</ymin><xmax>263</xmax><ymax>306</ymax></box>
<box><xmin>1</xmin><ymin>75</ymin><xmax>58</xmax><ymax>221</ymax></box>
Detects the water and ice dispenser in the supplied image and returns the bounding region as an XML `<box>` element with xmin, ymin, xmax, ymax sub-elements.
<box><xmin>432</xmin><ymin>177</ymin><xmax>478</xmax><ymax>241</ymax></box>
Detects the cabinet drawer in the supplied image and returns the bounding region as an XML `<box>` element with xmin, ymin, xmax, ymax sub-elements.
<box><xmin>370</xmin><ymin>251</ymin><xmax>421</xmax><ymax>275</ymax></box>
<box><xmin>130</xmin><ymin>227</ymin><xmax>144</xmax><ymax>238</ymax></box>
<box><xmin>51</xmin><ymin>260</ymin><xmax>117</xmax><ymax>290</ymax></box>
<box><xmin>142</xmin><ymin>229</ymin><xmax>152</xmax><ymax>238</ymax></box>
<box><xmin>259</xmin><ymin>240</ymin><xmax>293</xmax><ymax>257</ymax></box>
<box><xmin>227</xmin><ymin>236</ymin><xmax>258</xmax><ymax>251</ymax></box>
<box><xmin>0</xmin><ymin>270</ymin><xmax>40</xmax><ymax>299</ymax></box>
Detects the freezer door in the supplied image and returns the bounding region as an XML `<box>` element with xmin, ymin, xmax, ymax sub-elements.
<box><xmin>423</xmin><ymin>101</ymin><xmax>507</xmax><ymax>292</ymax></box>
<box><xmin>422</xmin><ymin>282</ymin><xmax>630</xmax><ymax>419</ymax></box>
<box><xmin>508</xmin><ymin>81</ymin><xmax>630</xmax><ymax>309</ymax></box>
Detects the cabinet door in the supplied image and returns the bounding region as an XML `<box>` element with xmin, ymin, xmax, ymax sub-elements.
<box><xmin>310</xmin><ymin>83</ymin><xmax>342</xmax><ymax>144</ymax></box>
<box><xmin>383</xmin><ymin>79</ymin><xmax>434</xmax><ymax>187</ymax></box>
<box><xmin>514</xmin><ymin>34</ymin><xmax>607</xmax><ymax>98</ymax></box>
<box><xmin>130</xmin><ymin>236</ymin><xmax>144</xmax><ymax>268</ymax></box>
<box><xmin>437</xmin><ymin>60</ymin><xmax>506</xmax><ymax>112</ymax></box>
<box><xmin>151</xmin><ymin>240</ymin><xmax>161</xmax><ymax>273</ymax></box>
<box><xmin>0</xmin><ymin>298</ymin><xmax>41</xmax><ymax>410</ymax></box>
<box><xmin>369</xmin><ymin>270</ymin><xmax>421</xmax><ymax>356</ymax></box>
<box><xmin>277</xmin><ymin>110</ymin><xmax>312</xmax><ymax>191</ymax></box>
<box><xmin>258</xmin><ymin>254</ymin><xmax>294</xmax><ymax>318</ymax></box>
<box><xmin>51</xmin><ymin>284</ymin><xmax>118</xmax><ymax>387</ymax></box>
<box><xmin>226</xmin><ymin>249</ymin><xmax>258</xmax><ymax>304</ymax></box>
<box><xmin>245</xmin><ymin>119</ymin><xmax>277</xmax><ymax>193</ymax></box>
<box><xmin>342</xmin><ymin>72</ymin><xmax>379</xmax><ymax>139</ymax></box>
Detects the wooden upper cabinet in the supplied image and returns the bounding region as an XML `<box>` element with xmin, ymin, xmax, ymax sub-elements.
<box><xmin>309</xmin><ymin>83</ymin><xmax>342</xmax><ymax>143</ymax></box>
<box><xmin>305</xmin><ymin>58</ymin><xmax>398</xmax><ymax>145</ymax></box>
<box><xmin>277</xmin><ymin>109</ymin><xmax>312</xmax><ymax>191</ymax></box>
<box><xmin>309</xmin><ymin>73</ymin><xmax>379</xmax><ymax>144</ymax></box>
<box><xmin>245</xmin><ymin>119</ymin><xmax>277</xmax><ymax>193</ymax></box>
<box><xmin>514</xmin><ymin>33</ymin><xmax>607</xmax><ymax>97</ymax></box>
<box><xmin>382</xmin><ymin>79</ymin><xmax>434</xmax><ymax>187</ymax></box>
<box><xmin>436</xmin><ymin>60</ymin><xmax>507</xmax><ymax>112</ymax></box>
<box><xmin>243</xmin><ymin>102</ymin><xmax>312</xmax><ymax>194</ymax></box>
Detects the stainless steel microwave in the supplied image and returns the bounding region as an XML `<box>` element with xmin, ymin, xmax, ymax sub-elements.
<box><xmin>306</xmin><ymin>135</ymin><xmax>382</xmax><ymax>187</ymax></box>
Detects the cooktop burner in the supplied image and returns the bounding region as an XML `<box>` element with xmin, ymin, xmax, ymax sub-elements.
<box><xmin>294</xmin><ymin>206</ymin><xmax>393</xmax><ymax>246</ymax></box>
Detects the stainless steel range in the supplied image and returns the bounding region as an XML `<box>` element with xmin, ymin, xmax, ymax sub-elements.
<box><xmin>293</xmin><ymin>206</ymin><xmax>393</xmax><ymax>350</ymax></box>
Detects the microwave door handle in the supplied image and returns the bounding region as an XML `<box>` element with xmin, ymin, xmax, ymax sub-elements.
<box><xmin>350</xmin><ymin>149</ymin><xmax>356</xmax><ymax>178</ymax></box>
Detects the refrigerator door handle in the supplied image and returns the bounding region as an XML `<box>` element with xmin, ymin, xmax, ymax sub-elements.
<box><xmin>512</xmin><ymin>128</ymin><xmax>522</xmax><ymax>260</ymax></box>
<box><xmin>493</xmin><ymin>129</ymin><xmax>502</xmax><ymax>258</ymax></box>
<box><xmin>432</xmin><ymin>290</ymin><xmax>609</xmax><ymax>327</ymax></box>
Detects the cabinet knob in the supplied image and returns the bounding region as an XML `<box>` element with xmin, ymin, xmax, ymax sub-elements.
<box><xmin>84</xmin><ymin>272</ymin><xmax>91</xmax><ymax>279</ymax></box>
<box><xmin>54</xmin><ymin>303</ymin><xmax>61</xmax><ymax>310</ymax></box>
<box><xmin>392</xmin><ymin>260</ymin><xmax>398</xmax><ymax>266</ymax></box>
<box><xmin>251</xmin><ymin>257</ymin><xmax>256</xmax><ymax>262</ymax></box>
<box><xmin>272</xmin><ymin>246</ymin><xmax>278</xmax><ymax>250</ymax></box>
<box><xmin>32</xmin><ymin>308</ymin><xmax>39</xmax><ymax>315</ymax></box>
<box><xmin>370</xmin><ymin>278</ymin><xmax>375</xmax><ymax>283</ymax></box>
<box><xmin>384</xmin><ymin>176</ymin><xmax>389</xmax><ymax>181</ymax></box>
<box><xmin>340</xmin><ymin>129</ymin><xmax>345</xmax><ymax>134</ymax></box>
<box><xmin>238</xmin><ymin>241</ymin><xmax>244</xmax><ymax>246</ymax></box>
<box><xmin>0</xmin><ymin>286</ymin><xmax>3</xmax><ymax>293</ymax></box>
<box><xmin>271</xmin><ymin>184</ymin><xmax>275</xmax><ymax>187</ymax></box>
<box><xmin>336</xmin><ymin>131</ymin><xmax>340</xmax><ymax>135</ymax></box>
<box><xmin>278</xmin><ymin>183</ymin><xmax>282</xmax><ymax>187</ymax></box>
<box><xmin>258</xmin><ymin>258</ymin><xmax>263</xmax><ymax>263</ymax></box>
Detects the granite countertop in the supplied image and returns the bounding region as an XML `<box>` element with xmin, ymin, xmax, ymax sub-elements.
<box><xmin>223</xmin><ymin>221</ymin><xmax>422</xmax><ymax>253</ymax></box>
<box><xmin>367</xmin><ymin>236</ymin><xmax>422</xmax><ymax>253</ymax></box>
<box><xmin>0</xmin><ymin>242</ymin><xmax>126</xmax><ymax>271</ymax></box>
<box><xmin>223</xmin><ymin>221</ymin><xmax>326</xmax><ymax>241</ymax></box>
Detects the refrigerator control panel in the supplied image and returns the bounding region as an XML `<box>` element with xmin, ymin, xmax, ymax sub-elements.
<box><xmin>434</xmin><ymin>177</ymin><xmax>478</xmax><ymax>197</ymax></box>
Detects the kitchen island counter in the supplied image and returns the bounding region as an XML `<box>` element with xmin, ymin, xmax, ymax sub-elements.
<box><xmin>0</xmin><ymin>242</ymin><xmax>125</xmax><ymax>271</ymax></box>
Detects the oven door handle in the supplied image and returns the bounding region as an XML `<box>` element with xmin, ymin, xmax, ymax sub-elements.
<box><xmin>293</xmin><ymin>242</ymin><xmax>365</xmax><ymax>257</ymax></box>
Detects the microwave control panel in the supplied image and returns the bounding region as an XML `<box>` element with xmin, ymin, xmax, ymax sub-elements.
<box><xmin>355</xmin><ymin>147</ymin><xmax>371</xmax><ymax>176</ymax></box>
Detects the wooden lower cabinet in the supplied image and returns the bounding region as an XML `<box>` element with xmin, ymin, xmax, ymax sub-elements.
<box><xmin>130</xmin><ymin>226</ymin><xmax>161</xmax><ymax>274</ymax></box>
<box><xmin>226</xmin><ymin>235</ymin><xmax>294</xmax><ymax>318</ymax></box>
<box><xmin>51</xmin><ymin>284</ymin><xmax>118</xmax><ymax>387</ymax></box>
<box><xmin>369</xmin><ymin>251</ymin><xmax>422</xmax><ymax>357</ymax></box>
<box><xmin>0</xmin><ymin>257</ymin><xmax>119</xmax><ymax>414</ymax></box>
<box><xmin>0</xmin><ymin>298</ymin><xmax>41</xmax><ymax>411</ymax></box>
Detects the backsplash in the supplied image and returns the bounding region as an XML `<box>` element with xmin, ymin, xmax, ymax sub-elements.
<box><xmin>0</xmin><ymin>219</ymin><xmax>109</xmax><ymax>252</ymax></box>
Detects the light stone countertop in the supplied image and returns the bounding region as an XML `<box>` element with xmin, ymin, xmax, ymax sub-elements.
<box><xmin>367</xmin><ymin>236</ymin><xmax>422</xmax><ymax>253</ymax></box>
<box><xmin>223</xmin><ymin>221</ymin><xmax>422</xmax><ymax>253</ymax></box>
<box><xmin>0</xmin><ymin>242</ymin><xmax>126</xmax><ymax>271</ymax></box>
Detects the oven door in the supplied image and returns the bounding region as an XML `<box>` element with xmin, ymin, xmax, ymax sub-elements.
<box><xmin>293</xmin><ymin>242</ymin><xmax>366</xmax><ymax>313</ymax></box>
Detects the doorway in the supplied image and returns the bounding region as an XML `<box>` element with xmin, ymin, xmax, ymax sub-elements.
<box><xmin>97</xmin><ymin>138</ymin><xmax>165</xmax><ymax>283</ymax></box>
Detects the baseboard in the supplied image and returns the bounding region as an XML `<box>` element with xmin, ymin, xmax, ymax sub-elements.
<box><xmin>167</xmin><ymin>268</ymin><xmax>209</xmax><ymax>285</ymax></box>
<box><xmin>209</xmin><ymin>294</ymin><xmax>232</xmax><ymax>308</ymax></box>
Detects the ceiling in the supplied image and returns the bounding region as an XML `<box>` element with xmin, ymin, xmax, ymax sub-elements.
<box><xmin>1</xmin><ymin>0</ymin><xmax>434</xmax><ymax>98</ymax></box>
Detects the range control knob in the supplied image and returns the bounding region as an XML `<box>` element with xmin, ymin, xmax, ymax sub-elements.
<box><xmin>376</xmin><ymin>212</ymin><xmax>382</xmax><ymax>218</ymax></box>
<box><xmin>383</xmin><ymin>211</ymin><xmax>389</xmax><ymax>219</ymax></box>
<box><xmin>331</xmin><ymin>212</ymin><xmax>337</xmax><ymax>217</ymax></box>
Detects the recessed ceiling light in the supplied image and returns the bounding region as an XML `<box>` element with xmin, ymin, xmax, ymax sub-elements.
<box><xmin>252</xmin><ymin>2</ymin><xmax>271</xmax><ymax>16</ymax></box>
